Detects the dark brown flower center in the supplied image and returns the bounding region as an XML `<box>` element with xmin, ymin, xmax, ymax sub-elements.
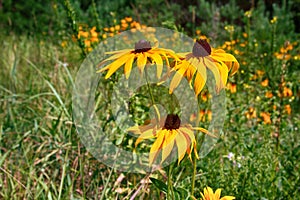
<box><xmin>163</xmin><ymin>114</ymin><xmax>181</xmax><ymax>130</ymax></box>
<box><xmin>192</xmin><ymin>39</ymin><xmax>211</xmax><ymax>57</ymax></box>
<box><xmin>134</xmin><ymin>40</ymin><xmax>152</xmax><ymax>53</ymax></box>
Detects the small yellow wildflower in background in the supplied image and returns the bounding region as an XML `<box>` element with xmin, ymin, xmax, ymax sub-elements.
<box><xmin>245</xmin><ymin>107</ymin><xmax>257</xmax><ymax>119</ymax></box>
<box><xmin>270</xmin><ymin>16</ymin><xmax>278</xmax><ymax>24</ymax></box>
<box><xmin>199</xmin><ymin>186</ymin><xmax>235</xmax><ymax>200</ymax></box>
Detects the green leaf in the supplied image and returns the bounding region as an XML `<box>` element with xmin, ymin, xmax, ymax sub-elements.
<box><xmin>150</xmin><ymin>177</ymin><xmax>168</xmax><ymax>193</ymax></box>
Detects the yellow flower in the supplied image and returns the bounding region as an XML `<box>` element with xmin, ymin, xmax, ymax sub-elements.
<box><xmin>169</xmin><ymin>39</ymin><xmax>239</xmax><ymax>96</ymax></box>
<box><xmin>128</xmin><ymin>113</ymin><xmax>214</xmax><ymax>165</ymax></box>
<box><xmin>245</xmin><ymin>107</ymin><xmax>256</xmax><ymax>119</ymax></box>
<box><xmin>200</xmin><ymin>187</ymin><xmax>235</xmax><ymax>200</ymax></box>
<box><xmin>97</xmin><ymin>40</ymin><xmax>179</xmax><ymax>79</ymax></box>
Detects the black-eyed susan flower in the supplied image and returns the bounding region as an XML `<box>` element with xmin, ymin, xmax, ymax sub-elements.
<box><xmin>200</xmin><ymin>186</ymin><xmax>235</xmax><ymax>200</ymax></box>
<box><xmin>169</xmin><ymin>39</ymin><xmax>239</xmax><ymax>96</ymax></box>
<box><xmin>128</xmin><ymin>113</ymin><xmax>214</xmax><ymax>165</ymax></box>
<box><xmin>97</xmin><ymin>40</ymin><xmax>179</xmax><ymax>79</ymax></box>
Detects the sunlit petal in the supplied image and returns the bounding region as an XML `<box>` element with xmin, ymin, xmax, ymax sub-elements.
<box><xmin>136</xmin><ymin>53</ymin><xmax>147</xmax><ymax>74</ymax></box>
<box><xmin>150</xmin><ymin>52</ymin><xmax>164</xmax><ymax>78</ymax></box>
<box><xmin>161</xmin><ymin>130</ymin><xmax>176</xmax><ymax>163</ymax></box>
<box><xmin>124</xmin><ymin>53</ymin><xmax>136</xmax><ymax>79</ymax></box>
<box><xmin>149</xmin><ymin>130</ymin><xmax>165</xmax><ymax>165</ymax></box>
<box><xmin>175</xmin><ymin>130</ymin><xmax>188</xmax><ymax>163</ymax></box>
<box><xmin>104</xmin><ymin>54</ymin><xmax>131</xmax><ymax>79</ymax></box>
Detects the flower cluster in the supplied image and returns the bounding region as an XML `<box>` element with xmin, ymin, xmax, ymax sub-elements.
<box><xmin>97</xmin><ymin>36</ymin><xmax>239</xmax><ymax>165</ymax></box>
<box><xmin>73</xmin><ymin>17</ymin><xmax>147</xmax><ymax>53</ymax></box>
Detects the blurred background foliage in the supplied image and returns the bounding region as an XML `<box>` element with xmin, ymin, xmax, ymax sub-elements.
<box><xmin>1</xmin><ymin>0</ymin><xmax>299</xmax><ymax>36</ymax></box>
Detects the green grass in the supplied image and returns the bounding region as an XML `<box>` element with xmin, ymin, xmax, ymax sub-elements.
<box><xmin>1</xmin><ymin>1</ymin><xmax>300</xmax><ymax>199</ymax></box>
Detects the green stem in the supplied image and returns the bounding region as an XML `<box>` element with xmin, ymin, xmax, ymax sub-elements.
<box><xmin>167</xmin><ymin>164</ymin><xmax>175</xmax><ymax>200</ymax></box>
<box><xmin>191</xmin><ymin>154</ymin><xmax>197</xmax><ymax>196</ymax></box>
<box><xmin>191</xmin><ymin>127</ymin><xmax>206</xmax><ymax>196</ymax></box>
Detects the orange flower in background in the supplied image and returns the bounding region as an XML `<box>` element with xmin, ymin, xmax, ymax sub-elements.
<box><xmin>200</xmin><ymin>186</ymin><xmax>235</xmax><ymax>200</ymax></box>
<box><xmin>282</xmin><ymin>87</ymin><xmax>293</xmax><ymax>97</ymax></box>
<box><xmin>128</xmin><ymin>113</ymin><xmax>214</xmax><ymax>165</ymax></box>
<box><xmin>227</xmin><ymin>82</ymin><xmax>237</xmax><ymax>93</ymax></box>
<box><xmin>199</xmin><ymin>110</ymin><xmax>212</xmax><ymax>122</ymax></box>
<box><xmin>245</xmin><ymin>107</ymin><xmax>256</xmax><ymax>119</ymax></box>
<box><xmin>285</xmin><ymin>104</ymin><xmax>292</xmax><ymax>115</ymax></box>
<box><xmin>256</xmin><ymin>70</ymin><xmax>265</xmax><ymax>77</ymax></box>
<box><xmin>265</xmin><ymin>91</ymin><xmax>273</xmax><ymax>98</ymax></box>
<box><xmin>261</xmin><ymin>79</ymin><xmax>269</xmax><ymax>87</ymax></box>
<box><xmin>260</xmin><ymin>112</ymin><xmax>271</xmax><ymax>124</ymax></box>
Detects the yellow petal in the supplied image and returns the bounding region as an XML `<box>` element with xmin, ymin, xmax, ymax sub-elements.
<box><xmin>149</xmin><ymin>130</ymin><xmax>164</xmax><ymax>165</ymax></box>
<box><xmin>137</xmin><ymin>53</ymin><xmax>147</xmax><ymax>74</ymax></box>
<box><xmin>215</xmin><ymin>189</ymin><xmax>222</xmax><ymax>199</ymax></box>
<box><xmin>124</xmin><ymin>53</ymin><xmax>135</xmax><ymax>79</ymax></box>
<box><xmin>175</xmin><ymin>130</ymin><xmax>188</xmax><ymax>163</ymax></box>
<box><xmin>216</xmin><ymin>62</ymin><xmax>229</xmax><ymax>92</ymax></box>
<box><xmin>135</xmin><ymin>129</ymin><xmax>155</xmax><ymax>146</ymax></box>
<box><xmin>149</xmin><ymin>52</ymin><xmax>163</xmax><ymax>78</ymax></box>
<box><xmin>190</xmin><ymin>58</ymin><xmax>207</xmax><ymax>96</ymax></box>
<box><xmin>205</xmin><ymin>58</ymin><xmax>222</xmax><ymax>92</ymax></box>
<box><xmin>161</xmin><ymin>130</ymin><xmax>176</xmax><ymax>163</ymax></box>
<box><xmin>169</xmin><ymin>65</ymin><xmax>187</xmax><ymax>94</ymax></box>
<box><xmin>212</xmin><ymin>52</ymin><xmax>240</xmax><ymax>75</ymax></box>
<box><xmin>193</xmin><ymin>127</ymin><xmax>217</xmax><ymax>138</ymax></box>
<box><xmin>103</xmin><ymin>54</ymin><xmax>131</xmax><ymax>79</ymax></box>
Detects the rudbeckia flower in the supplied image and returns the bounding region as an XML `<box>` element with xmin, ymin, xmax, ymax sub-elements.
<box><xmin>170</xmin><ymin>39</ymin><xmax>239</xmax><ymax>96</ymax></box>
<box><xmin>97</xmin><ymin>40</ymin><xmax>179</xmax><ymax>79</ymax></box>
<box><xmin>200</xmin><ymin>187</ymin><xmax>235</xmax><ymax>200</ymax></box>
<box><xmin>128</xmin><ymin>113</ymin><xmax>215</xmax><ymax>165</ymax></box>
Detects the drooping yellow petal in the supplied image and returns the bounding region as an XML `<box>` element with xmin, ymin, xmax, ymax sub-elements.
<box><xmin>180</xmin><ymin>127</ymin><xmax>196</xmax><ymax>142</ymax></box>
<box><xmin>215</xmin><ymin>61</ymin><xmax>229</xmax><ymax>92</ymax></box>
<box><xmin>212</xmin><ymin>51</ymin><xmax>239</xmax><ymax>75</ymax></box>
<box><xmin>194</xmin><ymin>72</ymin><xmax>206</xmax><ymax>97</ymax></box>
<box><xmin>169</xmin><ymin>65</ymin><xmax>187</xmax><ymax>94</ymax></box>
<box><xmin>135</xmin><ymin>129</ymin><xmax>155</xmax><ymax>147</ymax></box>
<box><xmin>136</xmin><ymin>53</ymin><xmax>147</xmax><ymax>74</ymax></box>
<box><xmin>149</xmin><ymin>130</ymin><xmax>165</xmax><ymax>165</ymax></box>
<box><xmin>190</xmin><ymin>58</ymin><xmax>207</xmax><ymax>96</ymax></box>
<box><xmin>193</xmin><ymin>127</ymin><xmax>217</xmax><ymax>138</ymax></box>
<box><xmin>149</xmin><ymin>52</ymin><xmax>163</xmax><ymax>78</ymax></box>
<box><xmin>175</xmin><ymin>130</ymin><xmax>188</xmax><ymax>163</ymax></box>
<box><xmin>204</xmin><ymin>58</ymin><xmax>222</xmax><ymax>92</ymax></box>
<box><xmin>161</xmin><ymin>130</ymin><xmax>176</xmax><ymax>163</ymax></box>
<box><xmin>124</xmin><ymin>53</ymin><xmax>135</xmax><ymax>79</ymax></box>
<box><xmin>105</xmin><ymin>49</ymin><xmax>132</xmax><ymax>55</ymax></box>
<box><xmin>102</xmin><ymin>53</ymin><xmax>131</xmax><ymax>79</ymax></box>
